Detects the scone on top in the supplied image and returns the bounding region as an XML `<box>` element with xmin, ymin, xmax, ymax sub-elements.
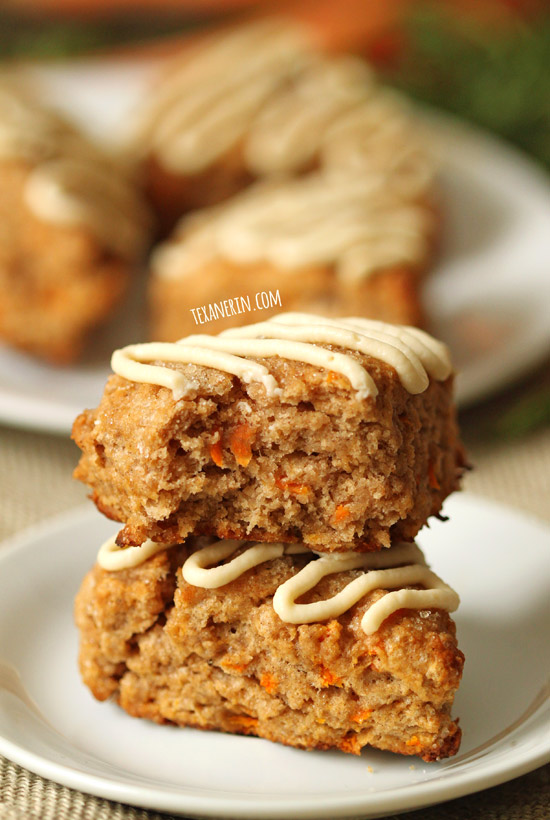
<box><xmin>0</xmin><ymin>80</ymin><xmax>152</xmax><ymax>364</ymax></box>
<box><xmin>129</xmin><ymin>18</ymin><xmax>437</xmax><ymax>232</ymax></box>
<box><xmin>76</xmin><ymin>534</ymin><xmax>464</xmax><ymax>761</ymax></box>
<box><xmin>72</xmin><ymin>313</ymin><xmax>466</xmax><ymax>552</ymax></box>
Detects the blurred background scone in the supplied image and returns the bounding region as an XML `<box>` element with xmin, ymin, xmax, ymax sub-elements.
<box><xmin>149</xmin><ymin>171</ymin><xmax>435</xmax><ymax>340</ymax></box>
<box><xmin>128</xmin><ymin>20</ymin><xmax>438</xmax><ymax>338</ymax></box>
<box><xmin>0</xmin><ymin>81</ymin><xmax>151</xmax><ymax>364</ymax></box>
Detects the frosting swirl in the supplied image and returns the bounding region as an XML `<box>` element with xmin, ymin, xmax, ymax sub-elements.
<box><xmin>0</xmin><ymin>81</ymin><xmax>150</xmax><ymax>258</ymax></box>
<box><xmin>97</xmin><ymin>536</ymin><xmax>459</xmax><ymax>636</ymax></box>
<box><xmin>110</xmin><ymin>312</ymin><xmax>452</xmax><ymax>401</ymax></box>
<box><xmin>152</xmin><ymin>171</ymin><xmax>434</xmax><ymax>282</ymax></box>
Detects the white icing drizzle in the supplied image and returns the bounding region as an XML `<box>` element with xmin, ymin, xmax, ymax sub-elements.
<box><xmin>110</xmin><ymin>313</ymin><xmax>452</xmax><ymax>401</ymax></box>
<box><xmin>136</xmin><ymin>22</ymin><xmax>435</xmax><ymax>280</ymax></box>
<box><xmin>243</xmin><ymin>55</ymin><xmax>376</xmax><ymax>175</ymax></box>
<box><xmin>182</xmin><ymin>540</ymin><xmax>308</xmax><ymax>588</ymax></box>
<box><xmin>98</xmin><ymin>535</ymin><xmax>458</xmax><ymax>636</ymax></box>
<box><xmin>132</xmin><ymin>23</ymin><xmax>433</xmax><ymax>189</ymax></box>
<box><xmin>0</xmin><ymin>82</ymin><xmax>150</xmax><ymax>258</ymax></box>
<box><xmin>97</xmin><ymin>535</ymin><xmax>169</xmax><ymax>571</ymax></box>
<box><xmin>111</xmin><ymin>341</ymin><xmax>280</xmax><ymax>400</ymax></box>
<box><xmin>320</xmin><ymin>92</ymin><xmax>435</xmax><ymax>199</ymax></box>
<box><xmin>130</xmin><ymin>20</ymin><xmax>314</xmax><ymax>174</ymax></box>
<box><xmin>269</xmin><ymin>313</ymin><xmax>452</xmax><ymax>381</ymax></box>
<box><xmin>152</xmin><ymin>171</ymin><xmax>434</xmax><ymax>283</ymax></box>
<box><xmin>271</xmin><ymin>544</ymin><xmax>459</xmax><ymax>635</ymax></box>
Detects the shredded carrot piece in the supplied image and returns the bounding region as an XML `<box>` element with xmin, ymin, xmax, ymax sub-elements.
<box><xmin>228</xmin><ymin>715</ymin><xmax>258</xmax><ymax>728</ymax></box>
<box><xmin>260</xmin><ymin>673</ymin><xmax>278</xmax><ymax>694</ymax></box>
<box><xmin>428</xmin><ymin>462</ymin><xmax>440</xmax><ymax>490</ymax></box>
<box><xmin>319</xmin><ymin>666</ymin><xmax>343</xmax><ymax>688</ymax></box>
<box><xmin>229</xmin><ymin>422</ymin><xmax>255</xmax><ymax>467</ymax></box>
<box><xmin>406</xmin><ymin>735</ymin><xmax>420</xmax><ymax>747</ymax></box>
<box><xmin>221</xmin><ymin>660</ymin><xmax>249</xmax><ymax>673</ymax></box>
<box><xmin>209</xmin><ymin>430</ymin><xmax>223</xmax><ymax>467</ymax></box>
<box><xmin>275</xmin><ymin>474</ymin><xmax>311</xmax><ymax>497</ymax></box>
<box><xmin>326</xmin><ymin>370</ymin><xmax>349</xmax><ymax>388</ymax></box>
<box><xmin>331</xmin><ymin>503</ymin><xmax>350</xmax><ymax>524</ymax></box>
<box><xmin>339</xmin><ymin>735</ymin><xmax>362</xmax><ymax>755</ymax></box>
<box><xmin>351</xmin><ymin>709</ymin><xmax>372</xmax><ymax>724</ymax></box>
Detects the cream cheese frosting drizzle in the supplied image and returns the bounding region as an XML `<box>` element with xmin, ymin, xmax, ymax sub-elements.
<box><xmin>0</xmin><ymin>82</ymin><xmax>150</xmax><ymax>258</ymax></box>
<box><xmin>111</xmin><ymin>313</ymin><xmax>452</xmax><ymax>401</ymax></box>
<box><xmin>132</xmin><ymin>22</ymin><xmax>434</xmax><ymax>191</ymax></box>
<box><xmin>97</xmin><ymin>535</ymin><xmax>459</xmax><ymax>636</ymax></box>
<box><xmin>97</xmin><ymin>535</ymin><xmax>169</xmax><ymax>571</ymax></box>
<box><xmin>130</xmin><ymin>20</ymin><xmax>314</xmax><ymax>174</ymax></box>
<box><xmin>152</xmin><ymin>171</ymin><xmax>433</xmax><ymax>283</ymax></box>
<box><xmin>244</xmin><ymin>55</ymin><xmax>376</xmax><ymax>175</ymax></box>
<box><xmin>271</xmin><ymin>544</ymin><xmax>459</xmax><ymax>635</ymax></box>
<box><xmin>182</xmin><ymin>540</ymin><xmax>308</xmax><ymax>588</ymax></box>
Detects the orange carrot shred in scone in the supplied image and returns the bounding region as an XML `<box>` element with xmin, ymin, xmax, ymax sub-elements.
<box><xmin>332</xmin><ymin>504</ymin><xmax>351</xmax><ymax>523</ymax></box>
<box><xmin>209</xmin><ymin>430</ymin><xmax>224</xmax><ymax>467</ymax></box>
<box><xmin>229</xmin><ymin>423</ymin><xmax>255</xmax><ymax>467</ymax></box>
<box><xmin>275</xmin><ymin>475</ymin><xmax>312</xmax><ymax>498</ymax></box>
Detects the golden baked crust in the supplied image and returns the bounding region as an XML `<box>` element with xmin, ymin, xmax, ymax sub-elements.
<box><xmin>72</xmin><ymin>349</ymin><xmax>465</xmax><ymax>551</ymax></box>
<box><xmin>75</xmin><ymin>546</ymin><xmax>463</xmax><ymax>761</ymax></box>
<box><xmin>0</xmin><ymin>162</ymin><xmax>134</xmax><ymax>363</ymax></box>
<box><xmin>150</xmin><ymin>259</ymin><xmax>426</xmax><ymax>342</ymax></box>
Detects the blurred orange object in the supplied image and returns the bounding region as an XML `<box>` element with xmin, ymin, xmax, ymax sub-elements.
<box><xmin>3</xmin><ymin>0</ymin><xmax>545</xmax><ymax>62</ymax></box>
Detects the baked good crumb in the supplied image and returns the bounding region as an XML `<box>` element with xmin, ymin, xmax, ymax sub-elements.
<box><xmin>75</xmin><ymin>541</ymin><xmax>463</xmax><ymax>761</ymax></box>
<box><xmin>72</xmin><ymin>314</ymin><xmax>465</xmax><ymax>551</ymax></box>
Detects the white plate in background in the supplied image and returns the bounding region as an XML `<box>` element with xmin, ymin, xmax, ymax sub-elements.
<box><xmin>0</xmin><ymin>494</ymin><xmax>549</xmax><ymax>818</ymax></box>
<box><xmin>1</xmin><ymin>59</ymin><xmax>550</xmax><ymax>433</ymax></box>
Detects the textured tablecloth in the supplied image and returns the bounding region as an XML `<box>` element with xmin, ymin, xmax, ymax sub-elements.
<box><xmin>0</xmin><ymin>363</ymin><xmax>549</xmax><ymax>820</ymax></box>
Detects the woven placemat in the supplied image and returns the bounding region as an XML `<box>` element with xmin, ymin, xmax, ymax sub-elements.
<box><xmin>0</xmin><ymin>395</ymin><xmax>549</xmax><ymax>820</ymax></box>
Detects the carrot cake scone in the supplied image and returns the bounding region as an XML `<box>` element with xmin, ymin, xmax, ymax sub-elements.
<box><xmin>131</xmin><ymin>19</ymin><xmax>437</xmax><ymax>337</ymax></box>
<box><xmin>149</xmin><ymin>170</ymin><xmax>434</xmax><ymax>340</ymax></box>
<box><xmin>72</xmin><ymin>313</ymin><xmax>465</xmax><ymax>552</ymax></box>
<box><xmin>0</xmin><ymin>81</ymin><xmax>151</xmax><ymax>363</ymax></box>
<box><xmin>76</xmin><ymin>535</ymin><xmax>463</xmax><ymax>760</ymax></box>
<box><xmin>130</xmin><ymin>20</ymin><xmax>435</xmax><ymax>228</ymax></box>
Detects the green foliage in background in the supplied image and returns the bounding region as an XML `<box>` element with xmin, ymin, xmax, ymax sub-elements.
<box><xmin>0</xmin><ymin>11</ymin><xmax>206</xmax><ymax>58</ymax></box>
<box><xmin>388</xmin><ymin>7</ymin><xmax>550</xmax><ymax>170</ymax></box>
<box><xmin>387</xmin><ymin>7</ymin><xmax>550</xmax><ymax>437</ymax></box>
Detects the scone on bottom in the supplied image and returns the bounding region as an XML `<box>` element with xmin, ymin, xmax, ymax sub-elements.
<box><xmin>73</xmin><ymin>314</ymin><xmax>465</xmax><ymax>552</ymax></box>
<box><xmin>75</xmin><ymin>536</ymin><xmax>463</xmax><ymax>761</ymax></box>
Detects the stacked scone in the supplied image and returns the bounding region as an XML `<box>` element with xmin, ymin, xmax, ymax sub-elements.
<box><xmin>73</xmin><ymin>312</ymin><xmax>466</xmax><ymax>761</ymax></box>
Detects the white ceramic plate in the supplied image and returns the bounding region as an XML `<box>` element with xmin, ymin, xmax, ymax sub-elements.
<box><xmin>1</xmin><ymin>60</ymin><xmax>550</xmax><ymax>433</ymax></box>
<box><xmin>0</xmin><ymin>494</ymin><xmax>549</xmax><ymax>818</ymax></box>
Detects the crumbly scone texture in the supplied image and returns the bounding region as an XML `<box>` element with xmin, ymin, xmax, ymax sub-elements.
<box><xmin>72</xmin><ymin>350</ymin><xmax>465</xmax><ymax>551</ymax></box>
<box><xmin>0</xmin><ymin>162</ymin><xmax>131</xmax><ymax>363</ymax></box>
<box><xmin>150</xmin><ymin>259</ymin><xmax>425</xmax><ymax>341</ymax></box>
<box><xmin>75</xmin><ymin>547</ymin><xmax>464</xmax><ymax>760</ymax></box>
